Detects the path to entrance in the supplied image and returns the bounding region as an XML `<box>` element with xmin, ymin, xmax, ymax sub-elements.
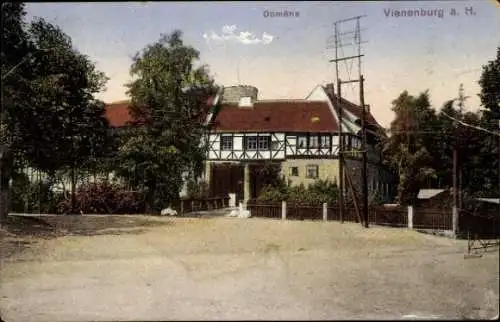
<box><xmin>1</xmin><ymin>215</ymin><xmax>498</xmax><ymax>321</ymax></box>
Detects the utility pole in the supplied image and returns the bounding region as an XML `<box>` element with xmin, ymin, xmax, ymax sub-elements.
<box><xmin>452</xmin><ymin>84</ymin><xmax>469</xmax><ymax>235</ymax></box>
<box><xmin>360</xmin><ymin>75</ymin><xmax>368</xmax><ymax>228</ymax></box>
<box><xmin>453</xmin><ymin>85</ymin><xmax>469</xmax><ymax>218</ymax></box>
<box><xmin>337</xmin><ymin>79</ymin><xmax>344</xmax><ymax>223</ymax></box>
<box><xmin>328</xmin><ymin>15</ymin><xmax>368</xmax><ymax>227</ymax></box>
<box><xmin>334</xmin><ymin>22</ymin><xmax>344</xmax><ymax>223</ymax></box>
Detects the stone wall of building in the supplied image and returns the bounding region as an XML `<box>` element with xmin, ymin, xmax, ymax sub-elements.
<box><xmin>281</xmin><ymin>159</ymin><xmax>340</xmax><ymax>187</ymax></box>
<box><xmin>221</xmin><ymin>85</ymin><xmax>258</xmax><ymax>104</ymax></box>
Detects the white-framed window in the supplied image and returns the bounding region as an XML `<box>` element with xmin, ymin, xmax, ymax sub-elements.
<box><xmin>289</xmin><ymin>167</ymin><xmax>299</xmax><ymax>176</ymax></box>
<box><xmin>220</xmin><ymin>136</ymin><xmax>233</xmax><ymax>150</ymax></box>
<box><xmin>309</xmin><ymin>136</ymin><xmax>319</xmax><ymax>148</ymax></box>
<box><xmin>306</xmin><ymin>164</ymin><xmax>319</xmax><ymax>179</ymax></box>
<box><xmin>297</xmin><ymin>136</ymin><xmax>307</xmax><ymax>148</ymax></box>
<box><xmin>245</xmin><ymin>136</ymin><xmax>258</xmax><ymax>150</ymax></box>
<box><xmin>320</xmin><ymin>135</ymin><xmax>330</xmax><ymax>148</ymax></box>
<box><xmin>258</xmin><ymin>136</ymin><xmax>270</xmax><ymax>150</ymax></box>
<box><xmin>245</xmin><ymin>136</ymin><xmax>270</xmax><ymax>150</ymax></box>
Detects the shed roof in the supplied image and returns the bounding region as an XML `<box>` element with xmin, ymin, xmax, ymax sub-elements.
<box><xmin>475</xmin><ymin>198</ymin><xmax>500</xmax><ymax>204</ymax></box>
<box><xmin>417</xmin><ymin>189</ymin><xmax>446</xmax><ymax>199</ymax></box>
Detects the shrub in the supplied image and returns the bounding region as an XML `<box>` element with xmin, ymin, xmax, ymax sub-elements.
<box><xmin>56</xmin><ymin>181</ymin><xmax>146</xmax><ymax>215</ymax></box>
<box><xmin>308</xmin><ymin>179</ymin><xmax>339</xmax><ymax>204</ymax></box>
<box><xmin>368</xmin><ymin>190</ymin><xmax>384</xmax><ymax>206</ymax></box>
<box><xmin>257</xmin><ymin>179</ymin><xmax>341</xmax><ymax>206</ymax></box>
<box><xmin>258</xmin><ymin>185</ymin><xmax>287</xmax><ymax>203</ymax></box>
<box><xmin>186</xmin><ymin>179</ymin><xmax>209</xmax><ymax>198</ymax></box>
<box><xmin>9</xmin><ymin>173</ymin><xmax>63</xmax><ymax>214</ymax></box>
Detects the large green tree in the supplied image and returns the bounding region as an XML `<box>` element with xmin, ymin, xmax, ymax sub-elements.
<box><xmin>117</xmin><ymin>30</ymin><xmax>217</xmax><ymax>212</ymax></box>
<box><xmin>476</xmin><ymin>46</ymin><xmax>500</xmax><ymax>197</ymax></box>
<box><xmin>26</xmin><ymin>18</ymin><xmax>113</xmax><ymax>213</ymax></box>
<box><xmin>384</xmin><ymin>90</ymin><xmax>438</xmax><ymax>205</ymax></box>
<box><xmin>1</xmin><ymin>2</ymin><xmax>33</xmax><ymax>222</ymax></box>
<box><xmin>1</xmin><ymin>3</ymin><xmax>112</xmax><ymax>218</ymax></box>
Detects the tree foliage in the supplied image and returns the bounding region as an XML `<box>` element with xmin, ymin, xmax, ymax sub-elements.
<box><xmin>117</xmin><ymin>30</ymin><xmax>218</xmax><ymax>212</ymax></box>
<box><xmin>383</xmin><ymin>91</ymin><xmax>437</xmax><ymax>205</ymax></box>
<box><xmin>1</xmin><ymin>3</ymin><xmax>112</xmax><ymax>217</ymax></box>
<box><xmin>383</xmin><ymin>47</ymin><xmax>499</xmax><ymax>205</ymax></box>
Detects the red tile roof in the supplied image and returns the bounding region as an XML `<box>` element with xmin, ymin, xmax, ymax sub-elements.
<box><xmin>105</xmin><ymin>101</ymin><xmax>133</xmax><ymax>127</ymax></box>
<box><xmin>105</xmin><ymin>97</ymin><xmax>215</xmax><ymax>128</ymax></box>
<box><xmin>211</xmin><ymin>100</ymin><xmax>338</xmax><ymax>133</ymax></box>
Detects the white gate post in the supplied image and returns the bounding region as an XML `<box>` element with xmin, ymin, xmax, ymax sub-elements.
<box><xmin>452</xmin><ymin>206</ymin><xmax>458</xmax><ymax>237</ymax></box>
<box><xmin>323</xmin><ymin>203</ymin><xmax>327</xmax><ymax>221</ymax></box>
<box><xmin>282</xmin><ymin>201</ymin><xmax>287</xmax><ymax>220</ymax></box>
<box><xmin>408</xmin><ymin>206</ymin><xmax>413</xmax><ymax>229</ymax></box>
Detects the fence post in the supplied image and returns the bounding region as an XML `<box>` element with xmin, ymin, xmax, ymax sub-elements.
<box><xmin>452</xmin><ymin>206</ymin><xmax>458</xmax><ymax>238</ymax></box>
<box><xmin>323</xmin><ymin>203</ymin><xmax>327</xmax><ymax>221</ymax></box>
<box><xmin>408</xmin><ymin>206</ymin><xmax>413</xmax><ymax>229</ymax></box>
<box><xmin>282</xmin><ymin>201</ymin><xmax>286</xmax><ymax>220</ymax></box>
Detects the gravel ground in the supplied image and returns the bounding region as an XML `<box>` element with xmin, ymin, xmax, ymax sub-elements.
<box><xmin>0</xmin><ymin>215</ymin><xmax>498</xmax><ymax>321</ymax></box>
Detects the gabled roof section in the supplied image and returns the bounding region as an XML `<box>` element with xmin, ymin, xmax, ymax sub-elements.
<box><xmin>211</xmin><ymin>100</ymin><xmax>338</xmax><ymax>133</ymax></box>
<box><xmin>325</xmin><ymin>91</ymin><xmax>383</xmax><ymax>127</ymax></box>
<box><xmin>321</xmin><ymin>85</ymin><xmax>386</xmax><ymax>137</ymax></box>
<box><xmin>305</xmin><ymin>85</ymin><xmax>359</xmax><ymax>134</ymax></box>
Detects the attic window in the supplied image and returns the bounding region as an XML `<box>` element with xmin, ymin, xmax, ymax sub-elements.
<box><xmin>264</xmin><ymin>116</ymin><xmax>271</xmax><ymax>121</ymax></box>
<box><xmin>311</xmin><ymin>116</ymin><xmax>320</xmax><ymax>123</ymax></box>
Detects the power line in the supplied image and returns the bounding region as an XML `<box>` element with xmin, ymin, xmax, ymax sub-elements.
<box><xmin>441</xmin><ymin>112</ymin><xmax>500</xmax><ymax>137</ymax></box>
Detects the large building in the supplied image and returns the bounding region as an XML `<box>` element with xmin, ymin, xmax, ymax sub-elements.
<box><xmin>104</xmin><ymin>84</ymin><xmax>397</xmax><ymax>203</ymax></box>
<box><xmin>204</xmin><ymin>84</ymin><xmax>397</xmax><ymax>203</ymax></box>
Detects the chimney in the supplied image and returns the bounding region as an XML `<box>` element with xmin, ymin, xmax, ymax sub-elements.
<box><xmin>238</xmin><ymin>96</ymin><xmax>253</xmax><ymax>108</ymax></box>
<box><xmin>365</xmin><ymin>104</ymin><xmax>370</xmax><ymax>112</ymax></box>
<box><xmin>325</xmin><ymin>83</ymin><xmax>335</xmax><ymax>96</ymax></box>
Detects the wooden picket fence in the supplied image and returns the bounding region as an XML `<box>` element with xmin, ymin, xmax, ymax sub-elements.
<box><xmin>247</xmin><ymin>200</ymin><xmax>408</xmax><ymax>227</ymax></box>
<box><xmin>179</xmin><ymin>196</ymin><xmax>230</xmax><ymax>214</ymax></box>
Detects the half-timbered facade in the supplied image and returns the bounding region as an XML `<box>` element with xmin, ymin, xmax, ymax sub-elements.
<box><xmin>205</xmin><ymin>84</ymin><xmax>397</xmax><ymax>203</ymax></box>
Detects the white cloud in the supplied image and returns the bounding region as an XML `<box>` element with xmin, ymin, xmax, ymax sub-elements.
<box><xmin>203</xmin><ymin>25</ymin><xmax>274</xmax><ymax>45</ymax></box>
<box><xmin>221</xmin><ymin>24</ymin><xmax>237</xmax><ymax>34</ymax></box>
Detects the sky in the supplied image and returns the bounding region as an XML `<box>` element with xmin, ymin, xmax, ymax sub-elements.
<box><xmin>25</xmin><ymin>1</ymin><xmax>500</xmax><ymax>128</ymax></box>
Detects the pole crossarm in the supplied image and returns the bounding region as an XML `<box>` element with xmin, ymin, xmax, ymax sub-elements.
<box><xmin>334</xmin><ymin>15</ymin><xmax>367</xmax><ymax>24</ymax></box>
<box><xmin>329</xmin><ymin>55</ymin><xmax>364</xmax><ymax>63</ymax></box>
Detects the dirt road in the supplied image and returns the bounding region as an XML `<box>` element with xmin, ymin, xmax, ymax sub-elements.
<box><xmin>1</xmin><ymin>215</ymin><xmax>498</xmax><ymax>321</ymax></box>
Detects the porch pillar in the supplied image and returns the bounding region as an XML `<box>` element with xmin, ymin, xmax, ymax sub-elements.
<box><xmin>244</xmin><ymin>163</ymin><xmax>250</xmax><ymax>203</ymax></box>
<box><xmin>204</xmin><ymin>162</ymin><xmax>211</xmax><ymax>186</ymax></box>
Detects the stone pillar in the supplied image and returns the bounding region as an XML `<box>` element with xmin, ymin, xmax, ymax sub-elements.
<box><xmin>323</xmin><ymin>203</ymin><xmax>328</xmax><ymax>221</ymax></box>
<box><xmin>244</xmin><ymin>163</ymin><xmax>250</xmax><ymax>203</ymax></box>
<box><xmin>282</xmin><ymin>201</ymin><xmax>287</xmax><ymax>220</ymax></box>
<box><xmin>408</xmin><ymin>206</ymin><xmax>413</xmax><ymax>229</ymax></box>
